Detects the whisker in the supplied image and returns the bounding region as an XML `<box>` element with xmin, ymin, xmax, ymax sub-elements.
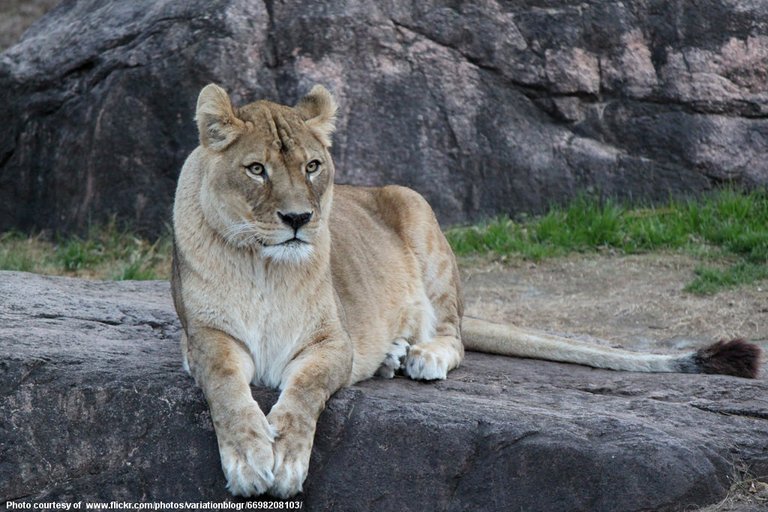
<box><xmin>222</xmin><ymin>220</ymin><xmax>259</xmax><ymax>246</ymax></box>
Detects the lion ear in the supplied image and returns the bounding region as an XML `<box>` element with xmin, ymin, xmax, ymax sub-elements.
<box><xmin>295</xmin><ymin>85</ymin><xmax>338</xmax><ymax>147</ymax></box>
<box><xmin>195</xmin><ymin>84</ymin><xmax>245</xmax><ymax>151</ymax></box>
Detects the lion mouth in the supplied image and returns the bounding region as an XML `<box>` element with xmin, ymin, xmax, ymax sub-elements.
<box><xmin>260</xmin><ymin>235</ymin><xmax>315</xmax><ymax>263</ymax></box>
<box><xmin>270</xmin><ymin>236</ymin><xmax>308</xmax><ymax>247</ymax></box>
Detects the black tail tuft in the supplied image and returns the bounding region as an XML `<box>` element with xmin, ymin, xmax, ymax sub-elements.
<box><xmin>691</xmin><ymin>339</ymin><xmax>762</xmax><ymax>379</ymax></box>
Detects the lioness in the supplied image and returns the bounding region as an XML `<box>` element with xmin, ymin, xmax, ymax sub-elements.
<box><xmin>171</xmin><ymin>84</ymin><xmax>762</xmax><ymax>498</ymax></box>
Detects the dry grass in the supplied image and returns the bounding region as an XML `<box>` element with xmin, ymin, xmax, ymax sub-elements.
<box><xmin>460</xmin><ymin>253</ymin><xmax>768</xmax><ymax>353</ymax></box>
<box><xmin>694</xmin><ymin>464</ymin><xmax>768</xmax><ymax>512</ymax></box>
<box><xmin>0</xmin><ymin>225</ymin><xmax>172</xmax><ymax>281</ymax></box>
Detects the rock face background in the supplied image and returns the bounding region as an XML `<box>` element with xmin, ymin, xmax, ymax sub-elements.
<box><xmin>1</xmin><ymin>0</ymin><xmax>767</xmax><ymax>236</ymax></box>
<box><xmin>2</xmin><ymin>270</ymin><xmax>767</xmax><ymax>510</ymax></box>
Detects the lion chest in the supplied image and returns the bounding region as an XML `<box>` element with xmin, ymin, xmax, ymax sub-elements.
<box><xmin>237</xmin><ymin>305</ymin><xmax>311</xmax><ymax>389</ymax></box>
<box><xmin>186</xmin><ymin>273</ymin><xmax>316</xmax><ymax>389</ymax></box>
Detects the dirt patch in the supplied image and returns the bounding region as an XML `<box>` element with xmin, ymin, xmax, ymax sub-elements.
<box><xmin>460</xmin><ymin>253</ymin><xmax>768</xmax><ymax>355</ymax></box>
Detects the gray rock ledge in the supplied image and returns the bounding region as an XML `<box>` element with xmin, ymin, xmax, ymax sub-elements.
<box><xmin>1</xmin><ymin>271</ymin><xmax>767</xmax><ymax>511</ymax></box>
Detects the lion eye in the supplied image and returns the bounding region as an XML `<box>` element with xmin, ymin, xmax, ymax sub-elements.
<box><xmin>245</xmin><ymin>162</ymin><xmax>265</xmax><ymax>179</ymax></box>
<box><xmin>306</xmin><ymin>160</ymin><xmax>321</xmax><ymax>174</ymax></box>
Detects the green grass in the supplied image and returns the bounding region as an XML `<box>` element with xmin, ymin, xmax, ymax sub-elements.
<box><xmin>1</xmin><ymin>190</ymin><xmax>766</xmax><ymax>290</ymax></box>
<box><xmin>446</xmin><ymin>189</ymin><xmax>768</xmax><ymax>294</ymax></box>
<box><xmin>0</xmin><ymin>221</ymin><xmax>172</xmax><ymax>281</ymax></box>
<box><xmin>685</xmin><ymin>262</ymin><xmax>768</xmax><ymax>295</ymax></box>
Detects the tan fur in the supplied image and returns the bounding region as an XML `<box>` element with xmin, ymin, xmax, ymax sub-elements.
<box><xmin>173</xmin><ymin>84</ymin><xmax>464</xmax><ymax>497</ymax></box>
<box><xmin>172</xmin><ymin>84</ymin><xmax>760</xmax><ymax>498</ymax></box>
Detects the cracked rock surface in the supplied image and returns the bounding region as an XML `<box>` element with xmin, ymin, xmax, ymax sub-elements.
<box><xmin>1</xmin><ymin>270</ymin><xmax>767</xmax><ymax>511</ymax></box>
<box><xmin>2</xmin><ymin>0</ymin><xmax>768</xmax><ymax>236</ymax></box>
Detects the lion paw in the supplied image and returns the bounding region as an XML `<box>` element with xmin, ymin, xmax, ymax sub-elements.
<box><xmin>403</xmin><ymin>344</ymin><xmax>450</xmax><ymax>380</ymax></box>
<box><xmin>267</xmin><ymin>408</ymin><xmax>314</xmax><ymax>498</ymax></box>
<box><xmin>375</xmin><ymin>338</ymin><xmax>410</xmax><ymax>378</ymax></box>
<box><xmin>270</xmin><ymin>441</ymin><xmax>310</xmax><ymax>498</ymax></box>
<box><xmin>218</xmin><ymin>411</ymin><xmax>277</xmax><ymax>497</ymax></box>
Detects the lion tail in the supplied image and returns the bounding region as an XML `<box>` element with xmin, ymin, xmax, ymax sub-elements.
<box><xmin>461</xmin><ymin>316</ymin><xmax>762</xmax><ymax>378</ymax></box>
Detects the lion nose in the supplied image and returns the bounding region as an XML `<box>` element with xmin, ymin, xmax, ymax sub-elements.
<box><xmin>278</xmin><ymin>211</ymin><xmax>313</xmax><ymax>231</ymax></box>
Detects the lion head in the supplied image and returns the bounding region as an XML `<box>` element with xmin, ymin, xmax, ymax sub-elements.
<box><xmin>194</xmin><ymin>84</ymin><xmax>338</xmax><ymax>263</ymax></box>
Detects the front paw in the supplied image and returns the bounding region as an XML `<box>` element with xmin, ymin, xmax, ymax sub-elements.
<box><xmin>217</xmin><ymin>407</ymin><xmax>278</xmax><ymax>496</ymax></box>
<box><xmin>267</xmin><ymin>409</ymin><xmax>314</xmax><ymax>498</ymax></box>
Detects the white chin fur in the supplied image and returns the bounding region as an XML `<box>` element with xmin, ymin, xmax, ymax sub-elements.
<box><xmin>261</xmin><ymin>242</ymin><xmax>314</xmax><ymax>263</ymax></box>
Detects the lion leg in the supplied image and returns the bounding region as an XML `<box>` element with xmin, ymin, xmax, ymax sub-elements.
<box><xmin>186</xmin><ymin>327</ymin><xmax>275</xmax><ymax>496</ymax></box>
<box><xmin>403</xmin><ymin>254</ymin><xmax>465</xmax><ymax>381</ymax></box>
<box><xmin>267</xmin><ymin>329</ymin><xmax>353</xmax><ymax>498</ymax></box>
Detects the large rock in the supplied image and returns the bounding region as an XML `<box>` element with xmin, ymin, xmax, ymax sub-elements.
<box><xmin>1</xmin><ymin>270</ymin><xmax>767</xmax><ymax>511</ymax></box>
<box><xmin>1</xmin><ymin>0</ymin><xmax>767</xmax><ymax>236</ymax></box>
